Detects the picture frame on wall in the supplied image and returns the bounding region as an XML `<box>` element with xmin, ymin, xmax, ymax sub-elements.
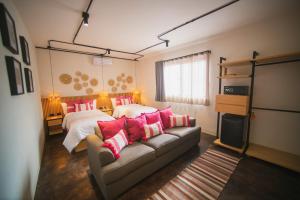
<box><xmin>0</xmin><ymin>3</ymin><xmax>19</xmax><ymax>54</ymax></box>
<box><xmin>20</xmin><ymin>36</ymin><xmax>31</xmax><ymax>65</ymax></box>
<box><xmin>5</xmin><ymin>56</ymin><xmax>24</xmax><ymax>95</ymax></box>
<box><xmin>24</xmin><ymin>68</ymin><xmax>34</xmax><ymax>93</ymax></box>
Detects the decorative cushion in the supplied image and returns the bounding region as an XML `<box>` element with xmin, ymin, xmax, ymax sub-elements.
<box><xmin>97</xmin><ymin>116</ymin><xmax>127</xmax><ymax>140</ymax></box>
<box><xmin>81</xmin><ymin>99</ymin><xmax>96</xmax><ymax>110</ymax></box>
<box><xmin>64</xmin><ymin>99</ymin><xmax>82</xmax><ymax>113</ymax></box>
<box><xmin>102</xmin><ymin>129</ymin><xmax>128</xmax><ymax>159</ymax></box>
<box><xmin>126</xmin><ymin>114</ymin><xmax>147</xmax><ymax>143</ymax></box>
<box><xmin>159</xmin><ymin>107</ymin><xmax>173</xmax><ymax>129</ymax></box>
<box><xmin>143</xmin><ymin>122</ymin><xmax>164</xmax><ymax>141</ymax></box>
<box><xmin>170</xmin><ymin>114</ymin><xmax>190</xmax><ymax>128</ymax></box>
<box><xmin>116</xmin><ymin>96</ymin><xmax>133</xmax><ymax>106</ymax></box>
<box><xmin>145</xmin><ymin>111</ymin><xmax>164</xmax><ymax>129</ymax></box>
<box><xmin>75</xmin><ymin>103</ymin><xmax>93</xmax><ymax>112</ymax></box>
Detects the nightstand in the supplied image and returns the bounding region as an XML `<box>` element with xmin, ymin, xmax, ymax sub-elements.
<box><xmin>46</xmin><ymin>115</ymin><xmax>63</xmax><ymax>135</ymax></box>
<box><xmin>100</xmin><ymin>108</ymin><xmax>113</xmax><ymax>116</ymax></box>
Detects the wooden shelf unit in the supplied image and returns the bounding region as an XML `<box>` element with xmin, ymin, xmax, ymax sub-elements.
<box><xmin>219</xmin><ymin>59</ymin><xmax>252</xmax><ymax>67</ymax></box>
<box><xmin>255</xmin><ymin>52</ymin><xmax>300</xmax><ymax>64</ymax></box>
<box><xmin>247</xmin><ymin>143</ymin><xmax>300</xmax><ymax>173</ymax></box>
<box><xmin>214</xmin><ymin>139</ymin><xmax>245</xmax><ymax>154</ymax></box>
<box><xmin>215</xmin><ymin>94</ymin><xmax>249</xmax><ymax>116</ymax></box>
<box><xmin>218</xmin><ymin>74</ymin><xmax>252</xmax><ymax>79</ymax></box>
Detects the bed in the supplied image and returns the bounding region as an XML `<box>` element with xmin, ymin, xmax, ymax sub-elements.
<box><xmin>62</xmin><ymin>109</ymin><xmax>114</xmax><ymax>153</ymax></box>
<box><xmin>112</xmin><ymin>103</ymin><xmax>157</xmax><ymax>118</ymax></box>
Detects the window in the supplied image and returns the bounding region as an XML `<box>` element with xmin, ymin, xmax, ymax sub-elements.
<box><xmin>163</xmin><ymin>53</ymin><xmax>209</xmax><ymax>105</ymax></box>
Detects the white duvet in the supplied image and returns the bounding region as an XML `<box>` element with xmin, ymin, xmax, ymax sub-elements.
<box><xmin>62</xmin><ymin>110</ymin><xmax>114</xmax><ymax>152</ymax></box>
<box><xmin>112</xmin><ymin>104</ymin><xmax>157</xmax><ymax>118</ymax></box>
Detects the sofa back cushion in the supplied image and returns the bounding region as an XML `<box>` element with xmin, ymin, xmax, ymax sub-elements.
<box><xmin>143</xmin><ymin>122</ymin><xmax>164</xmax><ymax>141</ymax></box>
<box><xmin>145</xmin><ymin>111</ymin><xmax>164</xmax><ymax>129</ymax></box>
<box><xmin>126</xmin><ymin>114</ymin><xmax>147</xmax><ymax>144</ymax></box>
<box><xmin>102</xmin><ymin>129</ymin><xmax>128</xmax><ymax>159</ymax></box>
<box><xmin>97</xmin><ymin>116</ymin><xmax>127</xmax><ymax>140</ymax></box>
<box><xmin>159</xmin><ymin>107</ymin><xmax>173</xmax><ymax>129</ymax></box>
<box><xmin>170</xmin><ymin>115</ymin><xmax>190</xmax><ymax>128</ymax></box>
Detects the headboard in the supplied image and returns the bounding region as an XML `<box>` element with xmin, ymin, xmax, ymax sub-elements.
<box><xmin>41</xmin><ymin>92</ymin><xmax>140</xmax><ymax>119</ymax></box>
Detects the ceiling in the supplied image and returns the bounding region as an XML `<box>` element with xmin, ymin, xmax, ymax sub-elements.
<box><xmin>13</xmin><ymin>0</ymin><xmax>300</xmax><ymax>59</ymax></box>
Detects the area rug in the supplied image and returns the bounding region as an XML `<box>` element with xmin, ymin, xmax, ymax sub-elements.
<box><xmin>146</xmin><ymin>148</ymin><xmax>240</xmax><ymax>200</ymax></box>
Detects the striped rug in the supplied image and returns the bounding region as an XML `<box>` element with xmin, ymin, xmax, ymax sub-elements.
<box><xmin>147</xmin><ymin>148</ymin><xmax>240</xmax><ymax>200</ymax></box>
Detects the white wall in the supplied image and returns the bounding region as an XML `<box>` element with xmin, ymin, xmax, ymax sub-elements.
<box><xmin>0</xmin><ymin>0</ymin><xmax>44</xmax><ymax>199</ymax></box>
<box><xmin>136</xmin><ymin>11</ymin><xmax>300</xmax><ymax>156</ymax></box>
<box><xmin>36</xmin><ymin>50</ymin><xmax>137</xmax><ymax>97</ymax></box>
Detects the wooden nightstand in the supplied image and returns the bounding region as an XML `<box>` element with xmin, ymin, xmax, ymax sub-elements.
<box><xmin>99</xmin><ymin>108</ymin><xmax>113</xmax><ymax>116</ymax></box>
<box><xmin>46</xmin><ymin>115</ymin><xmax>63</xmax><ymax>135</ymax></box>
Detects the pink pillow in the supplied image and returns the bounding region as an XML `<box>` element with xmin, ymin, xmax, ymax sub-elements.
<box><xmin>66</xmin><ymin>100</ymin><xmax>81</xmax><ymax>113</ymax></box>
<box><xmin>145</xmin><ymin>110</ymin><xmax>164</xmax><ymax>129</ymax></box>
<box><xmin>143</xmin><ymin>122</ymin><xmax>164</xmax><ymax>141</ymax></box>
<box><xmin>82</xmin><ymin>99</ymin><xmax>96</xmax><ymax>110</ymax></box>
<box><xmin>159</xmin><ymin>107</ymin><xmax>173</xmax><ymax>129</ymax></box>
<box><xmin>126</xmin><ymin>114</ymin><xmax>147</xmax><ymax>143</ymax></box>
<box><xmin>116</xmin><ymin>96</ymin><xmax>133</xmax><ymax>106</ymax></box>
<box><xmin>102</xmin><ymin>129</ymin><xmax>128</xmax><ymax>159</ymax></box>
<box><xmin>97</xmin><ymin>117</ymin><xmax>127</xmax><ymax>140</ymax></box>
<box><xmin>170</xmin><ymin>115</ymin><xmax>190</xmax><ymax>128</ymax></box>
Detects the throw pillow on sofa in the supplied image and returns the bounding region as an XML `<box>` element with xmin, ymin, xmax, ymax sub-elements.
<box><xmin>143</xmin><ymin>121</ymin><xmax>164</xmax><ymax>141</ymax></box>
<box><xmin>145</xmin><ymin>110</ymin><xmax>164</xmax><ymax>129</ymax></box>
<box><xmin>170</xmin><ymin>114</ymin><xmax>190</xmax><ymax>128</ymax></box>
<box><xmin>102</xmin><ymin>129</ymin><xmax>128</xmax><ymax>159</ymax></box>
<box><xmin>97</xmin><ymin>116</ymin><xmax>127</xmax><ymax>140</ymax></box>
<box><xmin>159</xmin><ymin>106</ymin><xmax>173</xmax><ymax>129</ymax></box>
<box><xmin>126</xmin><ymin>114</ymin><xmax>147</xmax><ymax>144</ymax></box>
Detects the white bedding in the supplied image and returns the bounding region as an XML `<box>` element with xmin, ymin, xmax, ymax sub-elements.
<box><xmin>62</xmin><ymin>110</ymin><xmax>114</xmax><ymax>152</ymax></box>
<box><xmin>112</xmin><ymin>104</ymin><xmax>157</xmax><ymax>118</ymax></box>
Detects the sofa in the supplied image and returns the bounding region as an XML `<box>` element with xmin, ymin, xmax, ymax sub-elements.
<box><xmin>87</xmin><ymin>118</ymin><xmax>201</xmax><ymax>200</ymax></box>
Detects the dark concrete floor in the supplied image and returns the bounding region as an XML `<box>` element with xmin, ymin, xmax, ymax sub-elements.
<box><xmin>35</xmin><ymin>133</ymin><xmax>300</xmax><ymax>200</ymax></box>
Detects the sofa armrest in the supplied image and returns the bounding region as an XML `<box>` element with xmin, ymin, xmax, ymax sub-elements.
<box><xmin>87</xmin><ymin>135</ymin><xmax>115</xmax><ymax>168</ymax></box>
<box><xmin>189</xmin><ymin>117</ymin><xmax>196</xmax><ymax>127</ymax></box>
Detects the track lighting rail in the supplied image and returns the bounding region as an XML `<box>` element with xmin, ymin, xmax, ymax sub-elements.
<box><xmin>36</xmin><ymin>0</ymin><xmax>239</xmax><ymax>61</ymax></box>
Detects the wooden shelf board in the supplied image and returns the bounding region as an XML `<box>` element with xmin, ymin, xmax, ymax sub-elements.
<box><xmin>219</xmin><ymin>59</ymin><xmax>252</xmax><ymax>67</ymax></box>
<box><xmin>218</xmin><ymin>74</ymin><xmax>251</xmax><ymax>79</ymax></box>
<box><xmin>214</xmin><ymin>139</ymin><xmax>245</xmax><ymax>154</ymax></box>
<box><xmin>255</xmin><ymin>52</ymin><xmax>300</xmax><ymax>64</ymax></box>
<box><xmin>246</xmin><ymin>143</ymin><xmax>300</xmax><ymax>173</ymax></box>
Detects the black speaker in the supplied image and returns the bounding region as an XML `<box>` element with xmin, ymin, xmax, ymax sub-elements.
<box><xmin>221</xmin><ymin>114</ymin><xmax>246</xmax><ymax>148</ymax></box>
<box><xmin>224</xmin><ymin>86</ymin><xmax>249</xmax><ymax>95</ymax></box>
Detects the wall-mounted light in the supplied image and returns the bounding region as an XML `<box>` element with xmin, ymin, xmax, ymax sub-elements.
<box><xmin>82</xmin><ymin>12</ymin><xmax>89</xmax><ymax>27</ymax></box>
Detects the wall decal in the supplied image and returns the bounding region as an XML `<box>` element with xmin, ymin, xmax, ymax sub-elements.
<box><xmin>75</xmin><ymin>71</ymin><xmax>82</xmax><ymax>76</ymax></box>
<box><xmin>90</xmin><ymin>78</ymin><xmax>98</xmax><ymax>86</ymax></box>
<box><xmin>74</xmin><ymin>83</ymin><xmax>82</xmax><ymax>91</ymax></box>
<box><xmin>59</xmin><ymin>74</ymin><xmax>72</xmax><ymax>84</ymax></box>
<box><xmin>81</xmin><ymin>74</ymin><xmax>89</xmax><ymax>81</ymax></box>
<box><xmin>108</xmin><ymin>73</ymin><xmax>134</xmax><ymax>92</ymax></box>
<box><xmin>74</xmin><ymin>78</ymin><xmax>79</xmax><ymax>82</ymax></box>
<box><xmin>86</xmin><ymin>88</ymin><xmax>93</xmax><ymax>95</ymax></box>
<box><xmin>82</xmin><ymin>82</ymin><xmax>88</xmax><ymax>87</ymax></box>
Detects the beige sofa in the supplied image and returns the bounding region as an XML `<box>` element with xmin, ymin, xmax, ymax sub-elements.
<box><xmin>87</xmin><ymin>119</ymin><xmax>201</xmax><ymax>200</ymax></box>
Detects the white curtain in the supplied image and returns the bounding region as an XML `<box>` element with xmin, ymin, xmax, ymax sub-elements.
<box><xmin>163</xmin><ymin>53</ymin><xmax>209</xmax><ymax>105</ymax></box>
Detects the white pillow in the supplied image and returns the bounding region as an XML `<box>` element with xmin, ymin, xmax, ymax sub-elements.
<box><xmin>61</xmin><ymin>103</ymin><xmax>67</xmax><ymax>115</ymax></box>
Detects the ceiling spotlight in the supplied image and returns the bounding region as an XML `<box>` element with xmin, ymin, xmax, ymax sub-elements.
<box><xmin>82</xmin><ymin>12</ymin><xmax>89</xmax><ymax>27</ymax></box>
<box><xmin>166</xmin><ymin>40</ymin><xmax>169</xmax><ymax>47</ymax></box>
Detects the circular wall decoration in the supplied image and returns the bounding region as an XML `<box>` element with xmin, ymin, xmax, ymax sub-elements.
<box><xmin>117</xmin><ymin>76</ymin><xmax>122</xmax><ymax>82</ymax></box>
<box><xmin>74</xmin><ymin>83</ymin><xmax>82</xmax><ymax>91</ymax></box>
<box><xmin>121</xmin><ymin>84</ymin><xmax>127</xmax><ymax>90</ymax></box>
<box><xmin>73</xmin><ymin>77</ymin><xmax>80</xmax><ymax>83</ymax></box>
<box><xmin>116</xmin><ymin>83</ymin><xmax>120</xmax><ymax>87</ymax></box>
<box><xmin>81</xmin><ymin>74</ymin><xmax>89</xmax><ymax>81</ymax></box>
<box><xmin>86</xmin><ymin>88</ymin><xmax>93</xmax><ymax>95</ymax></box>
<box><xmin>90</xmin><ymin>78</ymin><xmax>98</xmax><ymax>86</ymax></box>
<box><xmin>75</xmin><ymin>71</ymin><xmax>82</xmax><ymax>76</ymax></box>
<box><xmin>126</xmin><ymin>76</ymin><xmax>133</xmax><ymax>83</ymax></box>
<box><xmin>108</xmin><ymin>79</ymin><xmax>115</xmax><ymax>86</ymax></box>
<box><xmin>111</xmin><ymin>86</ymin><xmax>117</xmax><ymax>92</ymax></box>
<box><xmin>121</xmin><ymin>73</ymin><xmax>125</xmax><ymax>77</ymax></box>
<box><xmin>59</xmin><ymin>74</ymin><xmax>72</xmax><ymax>84</ymax></box>
<box><xmin>82</xmin><ymin>82</ymin><xmax>88</xmax><ymax>87</ymax></box>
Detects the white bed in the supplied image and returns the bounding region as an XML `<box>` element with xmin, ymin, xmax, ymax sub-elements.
<box><xmin>112</xmin><ymin>104</ymin><xmax>157</xmax><ymax>118</ymax></box>
<box><xmin>62</xmin><ymin>110</ymin><xmax>114</xmax><ymax>152</ymax></box>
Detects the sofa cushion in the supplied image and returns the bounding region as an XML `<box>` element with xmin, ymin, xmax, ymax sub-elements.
<box><xmin>165</xmin><ymin>126</ymin><xmax>201</xmax><ymax>142</ymax></box>
<box><xmin>142</xmin><ymin>134</ymin><xmax>180</xmax><ymax>157</ymax></box>
<box><xmin>102</xmin><ymin>142</ymin><xmax>155</xmax><ymax>184</ymax></box>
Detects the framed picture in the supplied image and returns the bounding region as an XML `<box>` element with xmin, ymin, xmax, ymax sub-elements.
<box><xmin>24</xmin><ymin>68</ymin><xmax>34</xmax><ymax>93</ymax></box>
<box><xmin>20</xmin><ymin>36</ymin><xmax>31</xmax><ymax>65</ymax></box>
<box><xmin>5</xmin><ymin>56</ymin><xmax>24</xmax><ymax>95</ymax></box>
<box><xmin>0</xmin><ymin>3</ymin><xmax>18</xmax><ymax>54</ymax></box>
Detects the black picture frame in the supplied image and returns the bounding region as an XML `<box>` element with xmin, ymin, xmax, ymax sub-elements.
<box><xmin>0</xmin><ymin>3</ymin><xmax>18</xmax><ymax>54</ymax></box>
<box><xmin>20</xmin><ymin>36</ymin><xmax>31</xmax><ymax>65</ymax></box>
<box><xmin>24</xmin><ymin>68</ymin><xmax>34</xmax><ymax>93</ymax></box>
<box><xmin>5</xmin><ymin>56</ymin><xmax>24</xmax><ymax>95</ymax></box>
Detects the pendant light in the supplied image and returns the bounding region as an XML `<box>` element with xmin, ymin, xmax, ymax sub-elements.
<box><xmin>99</xmin><ymin>56</ymin><xmax>108</xmax><ymax>98</ymax></box>
<box><xmin>48</xmin><ymin>50</ymin><xmax>60</xmax><ymax>101</ymax></box>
